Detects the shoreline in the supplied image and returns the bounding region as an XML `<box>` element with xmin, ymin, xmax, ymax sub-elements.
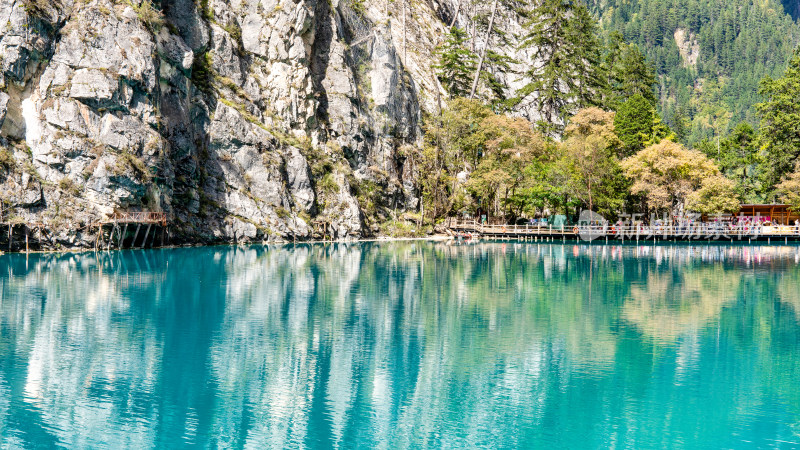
<box><xmin>4</xmin><ymin>233</ymin><xmax>800</xmax><ymax>256</ymax></box>
<box><xmin>0</xmin><ymin>234</ymin><xmax>457</xmax><ymax>255</ymax></box>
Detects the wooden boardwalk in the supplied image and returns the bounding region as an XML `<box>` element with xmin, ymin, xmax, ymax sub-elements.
<box><xmin>448</xmin><ymin>220</ymin><xmax>800</xmax><ymax>243</ymax></box>
<box><xmin>0</xmin><ymin>211</ymin><xmax>169</xmax><ymax>252</ymax></box>
<box><xmin>97</xmin><ymin>212</ymin><xmax>168</xmax><ymax>251</ymax></box>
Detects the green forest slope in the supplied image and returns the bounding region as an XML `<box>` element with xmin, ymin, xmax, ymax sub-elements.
<box><xmin>590</xmin><ymin>0</ymin><xmax>800</xmax><ymax>144</ymax></box>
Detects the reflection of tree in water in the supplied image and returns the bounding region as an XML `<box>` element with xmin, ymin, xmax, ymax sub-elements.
<box><xmin>623</xmin><ymin>265</ymin><xmax>741</xmax><ymax>342</ymax></box>
<box><xmin>778</xmin><ymin>266</ymin><xmax>800</xmax><ymax>319</ymax></box>
<box><xmin>201</xmin><ymin>242</ymin><xmax>634</xmax><ymax>446</ymax></box>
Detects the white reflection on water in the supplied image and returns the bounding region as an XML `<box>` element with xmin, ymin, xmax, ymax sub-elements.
<box><xmin>0</xmin><ymin>243</ymin><xmax>799</xmax><ymax>448</ymax></box>
<box><xmin>2</xmin><ymin>254</ymin><xmax>163</xmax><ymax>447</ymax></box>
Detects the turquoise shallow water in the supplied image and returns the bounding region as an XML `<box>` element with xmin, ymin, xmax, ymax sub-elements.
<box><xmin>1</xmin><ymin>242</ymin><xmax>800</xmax><ymax>448</ymax></box>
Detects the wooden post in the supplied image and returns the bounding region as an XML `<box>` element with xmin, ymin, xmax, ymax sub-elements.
<box><xmin>142</xmin><ymin>224</ymin><xmax>152</xmax><ymax>248</ymax></box>
<box><xmin>121</xmin><ymin>223</ymin><xmax>129</xmax><ymax>249</ymax></box>
<box><xmin>148</xmin><ymin>226</ymin><xmax>157</xmax><ymax>248</ymax></box>
<box><xmin>107</xmin><ymin>225</ymin><xmax>114</xmax><ymax>251</ymax></box>
<box><xmin>25</xmin><ymin>227</ymin><xmax>28</xmax><ymax>253</ymax></box>
<box><xmin>132</xmin><ymin>224</ymin><xmax>142</xmax><ymax>249</ymax></box>
<box><xmin>8</xmin><ymin>224</ymin><xmax>12</xmax><ymax>252</ymax></box>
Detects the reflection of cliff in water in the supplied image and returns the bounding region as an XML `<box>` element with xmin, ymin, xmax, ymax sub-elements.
<box><xmin>0</xmin><ymin>252</ymin><xmax>168</xmax><ymax>446</ymax></box>
<box><xmin>0</xmin><ymin>242</ymin><xmax>799</xmax><ymax>446</ymax></box>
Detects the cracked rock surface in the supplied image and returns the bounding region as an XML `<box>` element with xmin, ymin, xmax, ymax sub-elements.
<box><xmin>0</xmin><ymin>0</ymin><xmax>483</xmax><ymax>248</ymax></box>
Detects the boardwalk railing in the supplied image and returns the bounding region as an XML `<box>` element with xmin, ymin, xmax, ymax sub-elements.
<box><xmin>102</xmin><ymin>212</ymin><xmax>167</xmax><ymax>226</ymax></box>
<box><xmin>448</xmin><ymin>219</ymin><xmax>800</xmax><ymax>240</ymax></box>
<box><xmin>450</xmin><ymin>220</ymin><xmax>574</xmax><ymax>236</ymax></box>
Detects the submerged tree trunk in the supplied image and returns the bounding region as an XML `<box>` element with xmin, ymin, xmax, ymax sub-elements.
<box><xmin>469</xmin><ymin>0</ymin><xmax>498</xmax><ymax>99</ymax></box>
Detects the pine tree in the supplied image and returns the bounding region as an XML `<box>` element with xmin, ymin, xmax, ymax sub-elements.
<box><xmin>465</xmin><ymin>0</ymin><xmax>519</xmax><ymax>104</ymax></box>
<box><xmin>469</xmin><ymin>0</ymin><xmax>499</xmax><ymax>99</ymax></box>
<box><xmin>614</xmin><ymin>93</ymin><xmax>672</xmax><ymax>157</ymax></box>
<box><xmin>603</xmin><ymin>36</ymin><xmax>657</xmax><ymax>108</ymax></box>
<box><xmin>516</xmin><ymin>0</ymin><xmax>605</xmax><ymax>135</ymax></box>
<box><xmin>670</xmin><ymin>107</ymin><xmax>691</xmax><ymax>143</ymax></box>
<box><xmin>434</xmin><ymin>27</ymin><xmax>477</xmax><ymax>97</ymax></box>
<box><xmin>481</xmin><ymin>50</ymin><xmax>516</xmax><ymax>108</ymax></box>
<box><xmin>618</xmin><ymin>44</ymin><xmax>657</xmax><ymax>105</ymax></box>
<box><xmin>718</xmin><ymin>122</ymin><xmax>761</xmax><ymax>201</ymax></box>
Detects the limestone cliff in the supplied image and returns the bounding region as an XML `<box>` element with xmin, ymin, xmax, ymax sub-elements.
<box><xmin>0</xmin><ymin>0</ymin><xmax>463</xmax><ymax>247</ymax></box>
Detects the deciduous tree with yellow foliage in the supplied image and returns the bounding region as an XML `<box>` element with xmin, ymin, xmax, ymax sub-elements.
<box><xmin>776</xmin><ymin>162</ymin><xmax>800</xmax><ymax>213</ymax></box>
<box><xmin>557</xmin><ymin>108</ymin><xmax>626</xmax><ymax>216</ymax></box>
<box><xmin>621</xmin><ymin>141</ymin><xmax>739</xmax><ymax>214</ymax></box>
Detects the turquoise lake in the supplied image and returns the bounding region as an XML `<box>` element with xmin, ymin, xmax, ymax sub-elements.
<box><xmin>1</xmin><ymin>242</ymin><xmax>800</xmax><ymax>448</ymax></box>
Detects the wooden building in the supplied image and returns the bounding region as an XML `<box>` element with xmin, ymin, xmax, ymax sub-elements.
<box><xmin>737</xmin><ymin>204</ymin><xmax>800</xmax><ymax>225</ymax></box>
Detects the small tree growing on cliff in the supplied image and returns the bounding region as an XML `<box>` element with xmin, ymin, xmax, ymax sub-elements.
<box><xmin>435</xmin><ymin>27</ymin><xmax>476</xmax><ymax>97</ymax></box>
<box><xmin>516</xmin><ymin>0</ymin><xmax>605</xmax><ymax>135</ymax></box>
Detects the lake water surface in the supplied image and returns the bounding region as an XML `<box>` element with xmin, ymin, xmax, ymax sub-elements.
<box><xmin>1</xmin><ymin>242</ymin><xmax>800</xmax><ymax>448</ymax></box>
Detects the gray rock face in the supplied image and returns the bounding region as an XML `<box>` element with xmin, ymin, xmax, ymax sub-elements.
<box><xmin>0</xmin><ymin>91</ymin><xmax>9</xmax><ymax>128</ymax></box>
<box><xmin>285</xmin><ymin>146</ymin><xmax>315</xmax><ymax>213</ymax></box>
<box><xmin>156</xmin><ymin>28</ymin><xmax>194</xmax><ymax>71</ymax></box>
<box><xmin>0</xmin><ymin>0</ymin><xmax>449</xmax><ymax>247</ymax></box>
<box><xmin>162</xmin><ymin>0</ymin><xmax>209</xmax><ymax>51</ymax></box>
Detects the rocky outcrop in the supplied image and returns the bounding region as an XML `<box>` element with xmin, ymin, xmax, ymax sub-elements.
<box><xmin>0</xmin><ymin>0</ymin><xmax>465</xmax><ymax>248</ymax></box>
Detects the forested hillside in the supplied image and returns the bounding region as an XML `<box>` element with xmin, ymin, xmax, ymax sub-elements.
<box><xmin>590</xmin><ymin>0</ymin><xmax>800</xmax><ymax>144</ymax></box>
<box><xmin>420</xmin><ymin>0</ymin><xmax>800</xmax><ymax>223</ymax></box>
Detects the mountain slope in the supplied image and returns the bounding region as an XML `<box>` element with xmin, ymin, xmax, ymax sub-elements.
<box><xmin>591</xmin><ymin>0</ymin><xmax>800</xmax><ymax>144</ymax></box>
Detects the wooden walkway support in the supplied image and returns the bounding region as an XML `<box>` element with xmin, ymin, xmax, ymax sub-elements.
<box><xmin>0</xmin><ymin>212</ymin><xmax>167</xmax><ymax>253</ymax></box>
<box><xmin>0</xmin><ymin>222</ymin><xmax>50</xmax><ymax>253</ymax></box>
<box><xmin>98</xmin><ymin>211</ymin><xmax>168</xmax><ymax>250</ymax></box>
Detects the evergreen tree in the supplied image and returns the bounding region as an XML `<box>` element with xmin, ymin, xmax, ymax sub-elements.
<box><xmin>463</xmin><ymin>0</ymin><xmax>521</xmax><ymax>104</ymax></box>
<box><xmin>671</xmin><ymin>107</ymin><xmax>691</xmax><ymax>143</ymax></box>
<box><xmin>617</xmin><ymin>44</ymin><xmax>656</xmax><ymax>104</ymax></box>
<box><xmin>434</xmin><ymin>27</ymin><xmax>477</xmax><ymax>97</ymax></box>
<box><xmin>614</xmin><ymin>94</ymin><xmax>659</xmax><ymax>157</ymax></box>
<box><xmin>756</xmin><ymin>46</ymin><xmax>800</xmax><ymax>191</ymax></box>
<box><xmin>604</xmin><ymin>33</ymin><xmax>657</xmax><ymax>108</ymax></box>
<box><xmin>481</xmin><ymin>50</ymin><xmax>517</xmax><ymax>108</ymax></box>
<box><xmin>516</xmin><ymin>0</ymin><xmax>605</xmax><ymax>134</ymax></box>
